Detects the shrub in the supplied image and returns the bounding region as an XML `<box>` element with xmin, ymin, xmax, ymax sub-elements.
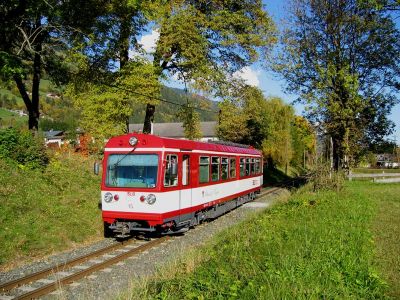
<box><xmin>309</xmin><ymin>162</ymin><xmax>345</xmax><ymax>192</ymax></box>
<box><xmin>0</xmin><ymin>128</ymin><xmax>49</xmax><ymax>169</ymax></box>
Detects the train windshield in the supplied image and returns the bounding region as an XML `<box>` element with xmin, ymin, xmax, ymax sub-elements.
<box><xmin>106</xmin><ymin>154</ymin><xmax>158</xmax><ymax>188</ymax></box>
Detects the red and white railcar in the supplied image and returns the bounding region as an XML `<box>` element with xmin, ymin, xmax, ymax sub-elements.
<box><xmin>100</xmin><ymin>133</ymin><xmax>263</xmax><ymax>237</ymax></box>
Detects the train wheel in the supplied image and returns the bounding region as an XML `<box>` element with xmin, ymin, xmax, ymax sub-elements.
<box><xmin>189</xmin><ymin>216</ymin><xmax>198</xmax><ymax>229</ymax></box>
<box><xmin>103</xmin><ymin>222</ymin><xmax>114</xmax><ymax>238</ymax></box>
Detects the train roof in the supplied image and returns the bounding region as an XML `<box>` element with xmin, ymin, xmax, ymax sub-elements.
<box><xmin>105</xmin><ymin>133</ymin><xmax>262</xmax><ymax>156</ymax></box>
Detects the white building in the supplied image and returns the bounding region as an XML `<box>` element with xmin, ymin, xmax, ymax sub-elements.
<box><xmin>44</xmin><ymin>130</ymin><xmax>65</xmax><ymax>147</ymax></box>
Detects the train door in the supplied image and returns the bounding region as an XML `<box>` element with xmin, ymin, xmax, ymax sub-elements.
<box><xmin>179</xmin><ymin>153</ymin><xmax>192</xmax><ymax>219</ymax></box>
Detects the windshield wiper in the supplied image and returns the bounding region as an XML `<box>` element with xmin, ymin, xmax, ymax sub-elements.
<box><xmin>111</xmin><ymin>146</ymin><xmax>137</xmax><ymax>169</ymax></box>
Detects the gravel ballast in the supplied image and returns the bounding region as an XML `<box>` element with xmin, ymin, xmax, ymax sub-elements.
<box><xmin>0</xmin><ymin>189</ymin><xmax>289</xmax><ymax>300</ymax></box>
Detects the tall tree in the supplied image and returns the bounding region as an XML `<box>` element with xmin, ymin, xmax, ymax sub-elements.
<box><xmin>217</xmin><ymin>85</ymin><xmax>295</xmax><ymax>168</ymax></box>
<box><xmin>261</xmin><ymin>97</ymin><xmax>294</xmax><ymax>170</ymax></box>
<box><xmin>67</xmin><ymin>57</ymin><xmax>160</xmax><ymax>141</ymax></box>
<box><xmin>142</xmin><ymin>0</ymin><xmax>276</xmax><ymax>133</ymax></box>
<box><xmin>291</xmin><ymin>116</ymin><xmax>316</xmax><ymax>168</ymax></box>
<box><xmin>177</xmin><ymin>103</ymin><xmax>202</xmax><ymax>140</ymax></box>
<box><xmin>0</xmin><ymin>0</ymin><xmax>105</xmax><ymax>130</ymax></box>
<box><xmin>67</xmin><ymin>0</ymin><xmax>160</xmax><ymax>137</ymax></box>
<box><xmin>273</xmin><ymin>0</ymin><xmax>400</xmax><ymax>169</ymax></box>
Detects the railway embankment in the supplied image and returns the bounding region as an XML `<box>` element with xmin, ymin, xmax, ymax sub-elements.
<box><xmin>0</xmin><ymin>186</ymin><xmax>289</xmax><ymax>299</ymax></box>
<box><xmin>0</xmin><ymin>154</ymin><xmax>103</xmax><ymax>271</ymax></box>
<box><xmin>0</xmin><ymin>152</ymin><xmax>292</xmax><ymax>272</ymax></box>
<box><xmin>126</xmin><ymin>181</ymin><xmax>400</xmax><ymax>299</ymax></box>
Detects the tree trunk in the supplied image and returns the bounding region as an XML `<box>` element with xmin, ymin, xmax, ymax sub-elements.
<box><xmin>13</xmin><ymin>75</ymin><xmax>39</xmax><ymax>131</ymax></box>
<box><xmin>266</xmin><ymin>156</ymin><xmax>274</xmax><ymax>170</ymax></box>
<box><xmin>332</xmin><ymin>137</ymin><xmax>340</xmax><ymax>171</ymax></box>
<box><xmin>118</xmin><ymin>14</ymin><xmax>131</xmax><ymax>69</ymax></box>
<box><xmin>116</xmin><ymin>13</ymin><xmax>132</xmax><ymax>131</ymax></box>
<box><xmin>143</xmin><ymin>103</ymin><xmax>155</xmax><ymax>134</ymax></box>
<box><xmin>30</xmin><ymin>40</ymin><xmax>42</xmax><ymax>131</ymax></box>
<box><xmin>13</xmin><ymin>18</ymin><xmax>43</xmax><ymax>131</ymax></box>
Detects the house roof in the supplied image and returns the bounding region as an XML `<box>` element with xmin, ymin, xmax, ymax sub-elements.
<box><xmin>44</xmin><ymin>130</ymin><xmax>64</xmax><ymax>138</ymax></box>
<box><xmin>129</xmin><ymin>121</ymin><xmax>217</xmax><ymax>138</ymax></box>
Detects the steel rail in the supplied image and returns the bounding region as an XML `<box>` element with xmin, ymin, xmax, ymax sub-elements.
<box><xmin>0</xmin><ymin>240</ymin><xmax>134</xmax><ymax>293</ymax></box>
<box><xmin>258</xmin><ymin>187</ymin><xmax>281</xmax><ymax>197</ymax></box>
<box><xmin>14</xmin><ymin>236</ymin><xmax>169</xmax><ymax>300</ymax></box>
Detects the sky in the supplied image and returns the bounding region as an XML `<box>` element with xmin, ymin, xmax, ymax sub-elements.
<box><xmin>136</xmin><ymin>0</ymin><xmax>400</xmax><ymax>145</ymax></box>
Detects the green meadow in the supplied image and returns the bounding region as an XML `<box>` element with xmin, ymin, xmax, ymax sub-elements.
<box><xmin>130</xmin><ymin>181</ymin><xmax>400</xmax><ymax>299</ymax></box>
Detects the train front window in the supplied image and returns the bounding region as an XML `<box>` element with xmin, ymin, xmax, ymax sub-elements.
<box><xmin>106</xmin><ymin>154</ymin><xmax>158</xmax><ymax>188</ymax></box>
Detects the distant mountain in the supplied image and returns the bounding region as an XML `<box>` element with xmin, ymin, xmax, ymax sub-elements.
<box><xmin>129</xmin><ymin>86</ymin><xmax>219</xmax><ymax>124</ymax></box>
<box><xmin>1</xmin><ymin>79</ymin><xmax>219</xmax><ymax>125</ymax></box>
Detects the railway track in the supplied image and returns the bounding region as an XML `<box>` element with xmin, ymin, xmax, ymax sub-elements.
<box><xmin>0</xmin><ymin>185</ymin><xmax>289</xmax><ymax>300</ymax></box>
<box><xmin>0</xmin><ymin>237</ymin><xmax>169</xmax><ymax>300</ymax></box>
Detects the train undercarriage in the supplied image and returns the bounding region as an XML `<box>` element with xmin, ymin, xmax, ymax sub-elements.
<box><xmin>104</xmin><ymin>191</ymin><xmax>259</xmax><ymax>238</ymax></box>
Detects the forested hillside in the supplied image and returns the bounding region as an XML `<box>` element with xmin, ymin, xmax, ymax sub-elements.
<box><xmin>129</xmin><ymin>86</ymin><xmax>218</xmax><ymax>124</ymax></box>
<box><xmin>0</xmin><ymin>80</ymin><xmax>218</xmax><ymax>130</ymax></box>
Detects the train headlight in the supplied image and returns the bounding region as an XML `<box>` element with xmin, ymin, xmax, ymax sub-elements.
<box><xmin>145</xmin><ymin>194</ymin><xmax>156</xmax><ymax>205</ymax></box>
<box><xmin>104</xmin><ymin>192</ymin><xmax>113</xmax><ymax>203</ymax></box>
<box><xmin>129</xmin><ymin>136</ymin><xmax>138</xmax><ymax>146</ymax></box>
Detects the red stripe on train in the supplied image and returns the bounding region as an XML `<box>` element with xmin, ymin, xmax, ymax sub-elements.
<box><xmin>102</xmin><ymin>186</ymin><xmax>261</xmax><ymax>226</ymax></box>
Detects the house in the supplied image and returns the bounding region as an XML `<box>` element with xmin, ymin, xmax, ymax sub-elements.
<box><xmin>376</xmin><ymin>153</ymin><xmax>399</xmax><ymax>168</ymax></box>
<box><xmin>44</xmin><ymin>130</ymin><xmax>65</xmax><ymax>148</ymax></box>
<box><xmin>128</xmin><ymin>121</ymin><xmax>218</xmax><ymax>142</ymax></box>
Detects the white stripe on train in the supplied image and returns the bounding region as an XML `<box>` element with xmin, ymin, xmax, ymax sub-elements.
<box><xmin>102</xmin><ymin>175</ymin><xmax>263</xmax><ymax>214</ymax></box>
<box><xmin>104</xmin><ymin>148</ymin><xmax>260</xmax><ymax>157</ymax></box>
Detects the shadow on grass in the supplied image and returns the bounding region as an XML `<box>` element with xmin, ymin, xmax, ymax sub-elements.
<box><xmin>263</xmin><ymin>166</ymin><xmax>308</xmax><ymax>189</ymax></box>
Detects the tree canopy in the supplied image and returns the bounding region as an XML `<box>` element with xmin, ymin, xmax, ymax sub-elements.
<box><xmin>217</xmin><ymin>85</ymin><xmax>314</xmax><ymax>169</ymax></box>
<box><xmin>273</xmin><ymin>0</ymin><xmax>400</xmax><ymax>169</ymax></box>
<box><xmin>64</xmin><ymin>0</ymin><xmax>277</xmax><ymax>136</ymax></box>
<box><xmin>0</xmin><ymin>0</ymin><xmax>105</xmax><ymax>130</ymax></box>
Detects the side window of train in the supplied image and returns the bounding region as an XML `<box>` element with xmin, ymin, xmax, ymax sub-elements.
<box><xmin>246</xmin><ymin>158</ymin><xmax>251</xmax><ymax>176</ymax></box>
<box><xmin>182</xmin><ymin>155</ymin><xmax>190</xmax><ymax>186</ymax></box>
<box><xmin>230</xmin><ymin>158</ymin><xmax>236</xmax><ymax>178</ymax></box>
<box><xmin>199</xmin><ymin>156</ymin><xmax>210</xmax><ymax>183</ymax></box>
<box><xmin>250</xmin><ymin>158</ymin><xmax>255</xmax><ymax>174</ymax></box>
<box><xmin>240</xmin><ymin>158</ymin><xmax>246</xmax><ymax>178</ymax></box>
<box><xmin>211</xmin><ymin>157</ymin><xmax>220</xmax><ymax>182</ymax></box>
<box><xmin>221</xmin><ymin>157</ymin><xmax>228</xmax><ymax>180</ymax></box>
<box><xmin>164</xmin><ymin>154</ymin><xmax>178</xmax><ymax>187</ymax></box>
<box><xmin>255</xmin><ymin>158</ymin><xmax>260</xmax><ymax>174</ymax></box>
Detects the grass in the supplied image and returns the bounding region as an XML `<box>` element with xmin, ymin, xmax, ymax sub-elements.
<box><xmin>0</xmin><ymin>108</ymin><xmax>15</xmax><ymax>118</ymax></box>
<box><xmin>0</xmin><ymin>88</ymin><xmax>23</xmax><ymax>103</ymax></box>
<box><xmin>127</xmin><ymin>181</ymin><xmax>399</xmax><ymax>299</ymax></box>
<box><xmin>0</xmin><ymin>152</ymin><xmax>103</xmax><ymax>270</ymax></box>
<box><xmin>369</xmin><ymin>183</ymin><xmax>400</xmax><ymax>298</ymax></box>
<box><xmin>0</xmin><ymin>108</ymin><xmax>28</xmax><ymax>129</ymax></box>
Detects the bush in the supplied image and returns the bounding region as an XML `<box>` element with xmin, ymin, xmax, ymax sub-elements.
<box><xmin>309</xmin><ymin>162</ymin><xmax>345</xmax><ymax>192</ymax></box>
<box><xmin>0</xmin><ymin>128</ymin><xmax>49</xmax><ymax>169</ymax></box>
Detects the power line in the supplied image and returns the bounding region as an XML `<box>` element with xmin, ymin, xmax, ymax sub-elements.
<box><xmin>109</xmin><ymin>83</ymin><xmax>219</xmax><ymax>114</ymax></box>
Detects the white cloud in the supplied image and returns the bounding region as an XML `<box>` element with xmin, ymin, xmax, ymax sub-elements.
<box><xmin>128</xmin><ymin>49</ymin><xmax>141</xmax><ymax>59</ymax></box>
<box><xmin>139</xmin><ymin>30</ymin><xmax>160</xmax><ymax>53</ymax></box>
<box><xmin>233</xmin><ymin>66</ymin><xmax>260</xmax><ymax>87</ymax></box>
